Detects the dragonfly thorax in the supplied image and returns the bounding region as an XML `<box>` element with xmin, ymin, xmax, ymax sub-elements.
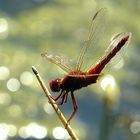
<box><xmin>60</xmin><ymin>72</ymin><xmax>88</xmax><ymax>92</ymax></box>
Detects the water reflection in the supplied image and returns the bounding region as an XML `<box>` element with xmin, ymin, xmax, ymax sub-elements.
<box><xmin>52</xmin><ymin>126</ymin><xmax>70</xmax><ymax>139</ymax></box>
<box><xmin>100</xmin><ymin>74</ymin><xmax>116</xmax><ymax>91</ymax></box>
<box><xmin>19</xmin><ymin>122</ymin><xmax>47</xmax><ymax>139</ymax></box>
<box><xmin>20</xmin><ymin>71</ymin><xmax>33</xmax><ymax>86</ymax></box>
<box><xmin>44</xmin><ymin>102</ymin><xmax>55</xmax><ymax>115</ymax></box>
<box><xmin>130</xmin><ymin>121</ymin><xmax>140</xmax><ymax>134</ymax></box>
<box><xmin>0</xmin><ymin>123</ymin><xmax>17</xmax><ymax>140</ymax></box>
<box><xmin>0</xmin><ymin>93</ymin><xmax>11</xmax><ymax>105</ymax></box>
<box><xmin>0</xmin><ymin>18</ymin><xmax>8</xmax><ymax>39</ymax></box>
<box><xmin>8</xmin><ymin>104</ymin><xmax>22</xmax><ymax>118</ymax></box>
<box><xmin>0</xmin><ymin>66</ymin><xmax>10</xmax><ymax>80</ymax></box>
<box><xmin>7</xmin><ymin>78</ymin><xmax>20</xmax><ymax>92</ymax></box>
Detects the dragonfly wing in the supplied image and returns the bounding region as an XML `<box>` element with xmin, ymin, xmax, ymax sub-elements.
<box><xmin>75</xmin><ymin>8</ymin><xmax>108</xmax><ymax>72</ymax></box>
<box><xmin>97</xmin><ymin>32</ymin><xmax>132</xmax><ymax>69</ymax></box>
<box><xmin>108</xmin><ymin>32</ymin><xmax>131</xmax><ymax>50</ymax></box>
<box><xmin>67</xmin><ymin>73</ymin><xmax>104</xmax><ymax>82</ymax></box>
<box><xmin>104</xmin><ymin>32</ymin><xmax>131</xmax><ymax>64</ymax></box>
<box><xmin>41</xmin><ymin>52</ymin><xmax>73</xmax><ymax>73</ymax></box>
<box><xmin>67</xmin><ymin>73</ymin><xmax>104</xmax><ymax>77</ymax></box>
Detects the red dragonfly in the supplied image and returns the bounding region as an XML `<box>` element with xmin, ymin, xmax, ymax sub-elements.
<box><xmin>41</xmin><ymin>8</ymin><xmax>131</xmax><ymax>123</ymax></box>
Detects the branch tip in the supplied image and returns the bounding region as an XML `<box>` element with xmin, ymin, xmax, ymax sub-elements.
<box><xmin>32</xmin><ymin>66</ymin><xmax>38</xmax><ymax>75</ymax></box>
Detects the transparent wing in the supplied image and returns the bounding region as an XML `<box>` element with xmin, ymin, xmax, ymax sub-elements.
<box><xmin>75</xmin><ymin>8</ymin><xmax>107</xmax><ymax>72</ymax></box>
<box><xmin>103</xmin><ymin>32</ymin><xmax>131</xmax><ymax>64</ymax></box>
<box><xmin>67</xmin><ymin>73</ymin><xmax>103</xmax><ymax>77</ymax></box>
<box><xmin>67</xmin><ymin>73</ymin><xmax>104</xmax><ymax>82</ymax></box>
<box><xmin>41</xmin><ymin>52</ymin><xmax>74</xmax><ymax>73</ymax></box>
<box><xmin>96</xmin><ymin>32</ymin><xmax>132</xmax><ymax>69</ymax></box>
<box><xmin>106</xmin><ymin>32</ymin><xmax>131</xmax><ymax>54</ymax></box>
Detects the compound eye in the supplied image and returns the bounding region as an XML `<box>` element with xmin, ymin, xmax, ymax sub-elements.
<box><xmin>49</xmin><ymin>79</ymin><xmax>60</xmax><ymax>92</ymax></box>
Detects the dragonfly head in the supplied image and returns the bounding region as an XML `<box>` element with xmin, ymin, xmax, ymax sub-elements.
<box><xmin>49</xmin><ymin>78</ymin><xmax>61</xmax><ymax>92</ymax></box>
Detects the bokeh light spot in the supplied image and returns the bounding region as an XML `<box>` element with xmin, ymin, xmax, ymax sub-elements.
<box><xmin>19</xmin><ymin>126</ymin><xmax>28</xmax><ymax>139</ymax></box>
<box><xmin>100</xmin><ymin>75</ymin><xmax>120</xmax><ymax>108</ymax></box>
<box><xmin>0</xmin><ymin>18</ymin><xmax>8</xmax><ymax>39</ymax></box>
<box><xmin>100</xmin><ymin>74</ymin><xmax>116</xmax><ymax>91</ymax></box>
<box><xmin>7</xmin><ymin>78</ymin><xmax>20</xmax><ymax>92</ymax></box>
<box><xmin>8</xmin><ymin>124</ymin><xmax>17</xmax><ymax>137</ymax></box>
<box><xmin>0</xmin><ymin>123</ymin><xmax>17</xmax><ymax>140</ymax></box>
<box><xmin>0</xmin><ymin>123</ymin><xmax>8</xmax><ymax>140</ymax></box>
<box><xmin>0</xmin><ymin>66</ymin><xmax>10</xmax><ymax>80</ymax></box>
<box><xmin>44</xmin><ymin>102</ymin><xmax>55</xmax><ymax>115</ymax></box>
<box><xmin>19</xmin><ymin>123</ymin><xmax>47</xmax><ymax>139</ymax></box>
<box><xmin>0</xmin><ymin>93</ymin><xmax>11</xmax><ymax>106</ymax></box>
<box><xmin>52</xmin><ymin>126</ymin><xmax>68</xmax><ymax>139</ymax></box>
<box><xmin>130</xmin><ymin>121</ymin><xmax>140</xmax><ymax>134</ymax></box>
<box><xmin>20</xmin><ymin>71</ymin><xmax>33</xmax><ymax>86</ymax></box>
<box><xmin>8</xmin><ymin>104</ymin><xmax>22</xmax><ymax>117</ymax></box>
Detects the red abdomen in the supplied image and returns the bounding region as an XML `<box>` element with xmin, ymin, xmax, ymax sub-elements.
<box><xmin>87</xmin><ymin>34</ymin><xmax>130</xmax><ymax>75</ymax></box>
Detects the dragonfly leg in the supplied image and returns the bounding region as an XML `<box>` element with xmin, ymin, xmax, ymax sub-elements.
<box><xmin>49</xmin><ymin>91</ymin><xmax>68</xmax><ymax>105</ymax></box>
<box><xmin>64</xmin><ymin>92</ymin><xmax>68</xmax><ymax>103</ymax></box>
<box><xmin>67</xmin><ymin>92</ymin><xmax>78</xmax><ymax>123</ymax></box>
<box><xmin>50</xmin><ymin>90</ymin><xmax>63</xmax><ymax>101</ymax></box>
<box><xmin>55</xmin><ymin>92</ymin><xmax>66</xmax><ymax>105</ymax></box>
<box><xmin>60</xmin><ymin>91</ymin><xmax>68</xmax><ymax>103</ymax></box>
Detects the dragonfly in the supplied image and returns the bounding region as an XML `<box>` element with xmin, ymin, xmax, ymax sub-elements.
<box><xmin>41</xmin><ymin>8</ymin><xmax>131</xmax><ymax>123</ymax></box>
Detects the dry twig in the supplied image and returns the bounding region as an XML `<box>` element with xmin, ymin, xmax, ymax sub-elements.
<box><xmin>32</xmin><ymin>66</ymin><xmax>79</xmax><ymax>140</ymax></box>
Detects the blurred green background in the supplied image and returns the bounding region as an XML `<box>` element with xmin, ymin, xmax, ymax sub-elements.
<box><xmin>0</xmin><ymin>0</ymin><xmax>140</xmax><ymax>140</ymax></box>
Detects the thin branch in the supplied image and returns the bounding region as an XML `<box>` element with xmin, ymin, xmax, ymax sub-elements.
<box><xmin>32</xmin><ymin>66</ymin><xmax>79</xmax><ymax>140</ymax></box>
